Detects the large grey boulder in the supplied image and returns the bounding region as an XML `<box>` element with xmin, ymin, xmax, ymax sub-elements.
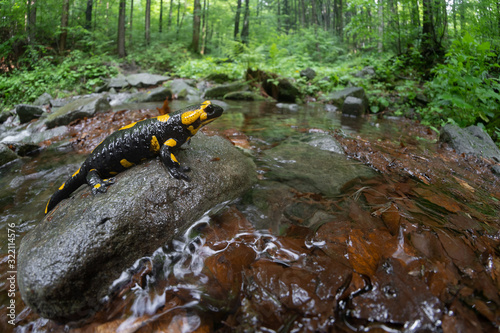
<box><xmin>126</xmin><ymin>73</ymin><xmax>169</xmax><ymax>88</ymax></box>
<box><xmin>440</xmin><ymin>124</ymin><xmax>500</xmax><ymax>162</ymax></box>
<box><xmin>322</xmin><ymin>86</ymin><xmax>369</xmax><ymax>109</ymax></box>
<box><xmin>45</xmin><ymin>96</ymin><xmax>110</xmax><ymax>129</ymax></box>
<box><xmin>33</xmin><ymin>93</ymin><xmax>53</xmax><ymax>106</ymax></box>
<box><xmin>342</xmin><ymin>96</ymin><xmax>367</xmax><ymax>117</ymax></box>
<box><xmin>166</xmin><ymin>79</ymin><xmax>201</xmax><ymax>100</ymax></box>
<box><xmin>15</xmin><ymin>104</ymin><xmax>45</xmax><ymax>124</ymax></box>
<box><xmin>203</xmin><ymin>82</ymin><xmax>249</xmax><ymax>99</ymax></box>
<box><xmin>18</xmin><ymin>133</ymin><xmax>256</xmax><ymax>322</ymax></box>
<box><xmin>126</xmin><ymin>86</ymin><xmax>172</xmax><ymax>103</ymax></box>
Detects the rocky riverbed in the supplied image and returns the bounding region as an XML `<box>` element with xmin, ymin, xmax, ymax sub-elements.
<box><xmin>1</xmin><ymin>72</ymin><xmax>500</xmax><ymax>332</ymax></box>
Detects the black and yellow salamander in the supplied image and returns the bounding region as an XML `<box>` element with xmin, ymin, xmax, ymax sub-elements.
<box><xmin>45</xmin><ymin>100</ymin><xmax>224</xmax><ymax>214</ymax></box>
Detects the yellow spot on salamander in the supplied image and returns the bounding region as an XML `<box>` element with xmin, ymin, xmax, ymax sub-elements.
<box><xmin>59</xmin><ymin>182</ymin><xmax>65</xmax><ymax>190</ymax></box>
<box><xmin>94</xmin><ymin>183</ymin><xmax>102</xmax><ymax>189</ymax></box>
<box><xmin>150</xmin><ymin>135</ymin><xmax>160</xmax><ymax>153</ymax></box>
<box><xmin>157</xmin><ymin>114</ymin><xmax>170</xmax><ymax>122</ymax></box>
<box><xmin>164</xmin><ymin>139</ymin><xmax>177</xmax><ymax>147</ymax></box>
<box><xmin>171</xmin><ymin>153</ymin><xmax>178</xmax><ymax>163</ymax></box>
<box><xmin>120</xmin><ymin>159</ymin><xmax>134</xmax><ymax>168</ymax></box>
<box><xmin>109</xmin><ymin>171</ymin><xmax>118</xmax><ymax>175</ymax></box>
<box><xmin>120</xmin><ymin>122</ymin><xmax>137</xmax><ymax>130</ymax></box>
<box><xmin>45</xmin><ymin>200</ymin><xmax>50</xmax><ymax>214</ymax></box>
<box><xmin>181</xmin><ymin>110</ymin><xmax>199</xmax><ymax>125</ymax></box>
<box><xmin>72</xmin><ymin>168</ymin><xmax>81</xmax><ymax>177</ymax></box>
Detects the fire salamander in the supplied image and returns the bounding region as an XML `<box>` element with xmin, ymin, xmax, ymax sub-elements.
<box><xmin>45</xmin><ymin>100</ymin><xmax>224</xmax><ymax>214</ymax></box>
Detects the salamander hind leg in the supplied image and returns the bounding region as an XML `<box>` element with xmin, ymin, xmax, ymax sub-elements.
<box><xmin>87</xmin><ymin>169</ymin><xmax>116</xmax><ymax>195</ymax></box>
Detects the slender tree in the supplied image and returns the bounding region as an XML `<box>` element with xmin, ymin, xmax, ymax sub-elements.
<box><xmin>129</xmin><ymin>0</ymin><xmax>134</xmax><ymax>47</ymax></box>
<box><xmin>192</xmin><ymin>0</ymin><xmax>201</xmax><ymax>52</ymax></box>
<box><xmin>27</xmin><ymin>0</ymin><xmax>37</xmax><ymax>44</ymax></box>
<box><xmin>118</xmin><ymin>0</ymin><xmax>127</xmax><ymax>57</ymax></box>
<box><xmin>85</xmin><ymin>0</ymin><xmax>93</xmax><ymax>30</ymax></box>
<box><xmin>168</xmin><ymin>0</ymin><xmax>174</xmax><ymax>30</ymax></box>
<box><xmin>60</xmin><ymin>0</ymin><xmax>70</xmax><ymax>53</ymax></box>
<box><xmin>160</xmin><ymin>0</ymin><xmax>164</xmax><ymax>33</ymax></box>
<box><xmin>145</xmin><ymin>0</ymin><xmax>151</xmax><ymax>45</ymax></box>
<box><xmin>241</xmin><ymin>0</ymin><xmax>250</xmax><ymax>43</ymax></box>
<box><xmin>234</xmin><ymin>0</ymin><xmax>242</xmax><ymax>39</ymax></box>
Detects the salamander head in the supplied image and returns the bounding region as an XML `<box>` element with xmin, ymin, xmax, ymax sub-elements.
<box><xmin>181</xmin><ymin>100</ymin><xmax>224</xmax><ymax>135</ymax></box>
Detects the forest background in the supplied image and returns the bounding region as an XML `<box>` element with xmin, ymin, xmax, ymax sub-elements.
<box><xmin>1</xmin><ymin>0</ymin><xmax>499</xmax><ymax>144</ymax></box>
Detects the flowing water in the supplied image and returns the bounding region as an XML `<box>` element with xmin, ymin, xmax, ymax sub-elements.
<box><xmin>1</xmin><ymin>100</ymin><xmax>499</xmax><ymax>332</ymax></box>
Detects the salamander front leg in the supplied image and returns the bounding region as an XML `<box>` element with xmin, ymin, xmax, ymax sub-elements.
<box><xmin>86</xmin><ymin>169</ymin><xmax>116</xmax><ymax>194</ymax></box>
<box><xmin>160</xmin><ymin>144</ymin><xmax>190</xmax><ymax>181</ymax></box>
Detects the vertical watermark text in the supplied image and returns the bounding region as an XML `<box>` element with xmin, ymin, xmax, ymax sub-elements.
<box><xmin>6</xmin><ymin>222</ymin><xmax>17</xmax><ymax>325</ymax></box>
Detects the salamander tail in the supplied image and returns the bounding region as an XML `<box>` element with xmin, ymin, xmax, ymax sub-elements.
<box><xmin>45</xmin><ymin>167</ymin><xmax>86</xmax><ymax>214</ymax></box>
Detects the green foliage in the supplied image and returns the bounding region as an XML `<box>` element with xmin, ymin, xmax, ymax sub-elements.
<box><xmin>0</xmin><ymin>51</ymin><xmax>117</xmax><ymax>109</ymax></box>
<box><xmin>423</xmin><ymin>33</ymin><xmax>500</xmax><ymax>128</ymax></box>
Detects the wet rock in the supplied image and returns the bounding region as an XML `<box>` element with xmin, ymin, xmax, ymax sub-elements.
<box><xmin>262</xmin><ymin>134</ymin><xmax>375</xmax><ymax>197</ymax></box>
<box><xmin>322</xmin><ymin>86</ymin><xmax>369</xmax><ymax>109</ymax></box>
<box><xmin>127</xmin><ymin>86</ymin><xmax>173</xmax><ymax>103</ymax></box>
<box><xmin>107</xmin><ymin>74</ymin><xmax>130</xmax><ymax>90</ymax></box>
<box><xmin>354</xmin><ymin>65</ymin><xmax>376</xmax><ymax>78</ymax></box>
<box><xmin>0</xmin><ymin>143</ymin><xmax>19</xmax><ymax>166</ymax></box>
<box><xmin>45</xmin><ymin>95</ymin><xmax>111</xmax><ymax>129</ymax></box>
<box><xmin>0</xmin><ymin>109</ymin><xmax>13</xmax><ymax>123</ymax></box>
<box><xmin>491</xmin><ymin>165</ymin><xmax>500</xmax><ymax>176</ymax></box>
<box><xmin>440</xmin><ymin>124</ymin><xmax>500</xmax><ymax>162</ymax></box>
<box><xmin>15</xmin><ymin>104</ymin><xmax>45</xmax><ymax>124</ymax></box>
<box><xmin>126</xmin><ymin>73</ymin><xmax>169</xmax><ymax>88</ymax></box>
<box><xmin>205</xmin><ymin>73</ymin><xmax>231</xmax><ymax>84</ymax></box>
<box><xmin>166</xmin><ymin>79</ymin><xmax>200</xmax><ymax>100</ymax></box>
<box><xmin>34</xmin><ymin>93</ymin><xmax>53</xmax><ymax>106</ymax></box>
<box><xmin>203</xmin><ymin>82</ymin><xmax>249</xmax><ymax>99</ymax></box>
<box><xmin>300</xmin><ymin>68</ymin><xmax>316</xmax><ymax>81</ymax></box>
<box><xmin>246</xmin><ymin>69</ymin><xmax>302</xmax><ymax>103</ymax></box>
<box><xmin>224</xmin><ymin>91</ymin><xmax>266</xmax><ymax>101</ymax></box>
<box><xmin>342</xmin><ymin>96</ymin><xmax>367</xmax><ymax>117</ymax></box>
<box><xmin>18</xmin><ymin>133</ymin><xmax>256</xmax><ymax>322</ymax></box>
<box><xmin>346</xmin><ymin>258</ymin><xmax>443</xmax><ymax>331</ymax></box>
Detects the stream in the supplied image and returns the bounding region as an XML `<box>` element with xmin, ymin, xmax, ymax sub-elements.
<box><xmin>1</xmin><ymin>100</ymin><xmax>499</xmax><ymax>332</ymax></box>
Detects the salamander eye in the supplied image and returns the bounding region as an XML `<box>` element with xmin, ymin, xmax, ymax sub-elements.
<box><xmin>205</xmin><ymin>105</ymin><xmax>215</xmax><ymax>115</ymax></box>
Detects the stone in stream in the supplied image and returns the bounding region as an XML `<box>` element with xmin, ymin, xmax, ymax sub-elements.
<box><xmin>440</xmin><ymin>124</ymin><xmax>500</xmax><ymax>162</ymax></box>
<box><xmin>15</xmin><ymin>104</ymin><xmax>45</xmax><ymax>124</ymax></box>
<box><xmin>18</xmin><ymin>133</ymin><xmax>256</xmax><ymax>322</ymax></box>
<box><xmin>203</xmin><ymin>81</ymin><xmax>249</xmax><ymax>99</ymax></box>
<box><xmin>0</xmin><ymin>143</ymin><xmax>19</xmax><ymax>166</ymax></box>
<box><xmin>252</xmin><ymin>133</ymin><xmax>376</xmax><ymax>229</ymax></box>
<box><xmin>342</xmin><ymin>96</ymin><xmax>368</xmax><ymax>117</ymax></box>
<box><xmin>322</xmin><ymin>86</ymin><xmax>369</xmax><ymax>109</ymax></box>
<box><xmin>45</xmin><ymin>95</ymin><xmax>111</xmax><ymax>129</ymax></box>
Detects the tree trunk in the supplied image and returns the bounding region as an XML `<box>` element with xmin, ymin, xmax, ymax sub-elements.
<box><xmin>129</xmin><ymin>0</ymin><xmax>134</xmax><ymax>47</ymax></box>
<box><xmin>192</xmin><ymin>0</ymin><xmax>201</xmax><ymax>52</ymax></box>
<box><xmin>168</xmin><ymin>0</ymin><xmax>174</xmax><ymax>30</ymax></box>
<box><xmin>145</xmin><ymin>0</ymin><xmax>151</xmax><ymax>45</ymax></box>
<box><xmin>421</xmin><ymin>0</ymin><xmax>444</xmax><ymax>66</ymax></box>
<box><xmin>60</xmin><ymin>0</ymin><xmax>70</xmax><ymax>53</ymax></box>
<box><xmin>241</xmin><ymin>0</ymin><xmax>250</xmax><ymax>44</ymax></box>
<box><xmin>201</xmin><ymin>0</ymin><xmax>208</xmax><ymax>54</ymax></box>
<box><xmin>159</xmin><ymin>0</ymin><xmax>163</xmax><ymax>33</ymax></box>
<box><xmin>118</xmin><ymin>0</ymin><xmax>126</xmax><ymax>57</ymax></box>
<box><xmin>234</xmin><ymin>0</ymin><xmax>242</xmax><ymax>39</ymax></box>
<box><xmin>378</xmin><ymin>0</ymin><xmax>383</xmax><ymax>52</ymax></box>
<box><xmin>27</xmin><ymin>0</ymin><xmax>37</xmax><ymax>44</ymax></box>
<box><xmin>85</xmin><ymin>0</ymin><xmax>93</xmax><ymax>30</ymax></box>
